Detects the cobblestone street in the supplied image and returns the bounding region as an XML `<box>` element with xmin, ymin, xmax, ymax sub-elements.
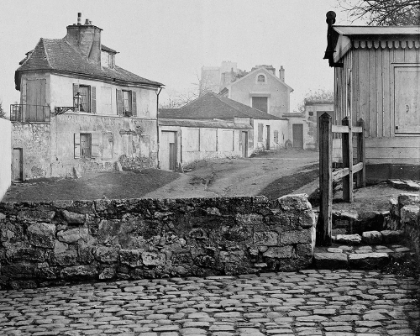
<box><xmin>0</xmin><ymin>270</ymin><xmax>419</xmax><ymax>336</ymax></box>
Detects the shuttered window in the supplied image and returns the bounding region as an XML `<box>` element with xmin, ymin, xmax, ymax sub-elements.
<box><xmin>117</xmin><ymin>89</ymin><xmax>137</xmax><ymax>117</ymax></box>
<box><xmin>252</xmin><ymin>97</ymin><xmax>268</xmax><ymax>113</ymax></box>
<box><xmin>74</xmin><ymin>132</ymin><xmax>101</xmax><ymax>159</ymax></box>
<box><xmin>274</xmin><ymin>130</ymin><xmax>279</xmax><ymax>144</ymax></box>
<box><xmin>258</xmin><ymin>123</ymin><xmax>263</xmax><ymax>142</ymax></box>
<box><xmin>73</xmin><ymin>84</ymin><xmax>96</xmax><ymax>113</ymax></box>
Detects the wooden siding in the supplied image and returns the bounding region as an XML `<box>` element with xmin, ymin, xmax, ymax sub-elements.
<box><xmin>334</xmin><ymin>41</ymin><xmax>420</xmax><ymax>165</ymax></box>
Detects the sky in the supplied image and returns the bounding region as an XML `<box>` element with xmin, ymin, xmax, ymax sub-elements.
<box><xmin>0</xmin><ymin>0</ymin><xmax>358</xmax><ymax>113</ymax></box>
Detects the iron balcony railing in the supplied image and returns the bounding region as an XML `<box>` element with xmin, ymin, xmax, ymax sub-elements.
<box><xmin>10</xmin><ymin>104</ymin><xmax>50</xmax><ymax>122</ymax></box>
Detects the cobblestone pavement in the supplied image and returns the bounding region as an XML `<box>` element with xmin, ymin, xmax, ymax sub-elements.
<box><xmin>0</xmin><ymin>270</ymin><xmax>419</xmax><ymax>336</ymax></box>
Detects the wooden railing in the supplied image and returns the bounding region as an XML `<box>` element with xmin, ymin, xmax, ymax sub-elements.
<box><xmin>317</xmin><ymin>113</ymin><xmax>365</xmax><ymax>246</ymax></box>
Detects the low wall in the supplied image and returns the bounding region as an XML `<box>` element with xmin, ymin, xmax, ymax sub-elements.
<box><xmin>0</xmin><ymin>194</ymin><xmax>316</xmax><ymax>289</ymax></box>
<box><xmin>0</xmin><ymin>118</ymin><xmax>11</xmax><ymax>200</ymax></box>
<box><xmin>393</xmin><ymin>193</ymin><xmax>420</xmax><ymax>265</ymax></box>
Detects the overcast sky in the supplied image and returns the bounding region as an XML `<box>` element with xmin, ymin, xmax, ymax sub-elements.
<box><xmin>1</xmin><ymin>0</ymin><xmax>358</xmax><ymax>113</ymax></box>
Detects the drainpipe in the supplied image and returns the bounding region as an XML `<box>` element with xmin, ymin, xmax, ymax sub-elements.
<box><xmin>156</xmin><ymin>86</ymin><xmax>163</xmax><ymax>169</ymax></box>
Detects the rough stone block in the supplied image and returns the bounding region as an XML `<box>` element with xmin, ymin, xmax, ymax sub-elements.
<box><xmin>254</xmin><ymin>231</ymin><xmax>278</xmax><ymax>246</ymax></box>
<box><xmin>6</xmin><ymin>247</ymin><xmax>47</xmax><ymax>262</ymax></box>
<box><xmin>333</xmin><ymin>234</ymin><xmax>362</xmax><ymax>245</ymax></box>
<box><xmin>296</xmin><ymin>243</ymin><xmax>314</xmax><ymax>256</ymax></box>
<box><xmin>52</xmin><ymin>200</ymin><xmax>74</xmax><ymax>209</ymax></box>
<box><xmin>141</xmin><ymin>251</ymin><xmax>165</xmax><ymax>266</ymax></box>
<box><xmin>57</xmin><ymin>228</ymin><xmax>90</xmax><ymax>243</ymax></box>
<box><xmin>348</xmin><ymin>253</ymin><xmax>389</xmax><ymax>269</ymax></box>
<box><xmin>362</xmin><ymin>231</ymin><xmax>383</xmax><ymax>245</ymax></box>
<box><xmin>99</xmin><ymin>267</ymin><xmax>116</xmax><ymax>280</ymax></box>
<box><xmin>62</xmin><ymin>210</ymin><xmax>86</xmax><ymax>224</ymax></box>
<box><xmin>263</xmin><ymin>246</ymin><xmax>293</xmax><ymax>259</ymax></box>
<box><xmin>54</xmin><ymin>249</ymin><xmax>78</xmax><ymax>266</ymax></box>
<box><xmin>95</xmin><ymin>246</ymin><xmax>119</xmax><ymax>263</ymax></box>
<box><xmin>1</xmin><ymin>263</ymin><xmax>37</xmax><ymax>279</ymax></box>
<box><xmin>400</xmin><ymin>205</ymin><xmax>420</xmax><ymax>226</ymax></box>
<box><xmin>60</xmin><ymin>265</ymin><xmax>98</xmax><ymax>278</ymax></box>
<box><xmin>381</xmin><ymin>230</ymin><xmax>404</xmax><ymax>244</ymax></box>
<box><xmin>236</xmin><ymin>213</ymin><xmax>263</xmax><ymax>225</ymax></box>
<box><xmin>120</xmin><ymin>249</ymin><xmax>143</xmax><ymax>267</ymax></box>
<box><xmin>27</xmin><ymin>223</ymin><xmax>56</xmax><ymax>248</ymax></box>
<box><xmin>279</xmin><ymin>229</ymin><xmax>313</xmax><ymax>246</ymax></box>
<box><xmin>0</xmin><ymin>213</ymin><xmax>6</xmax><ymax>222</ymax></box>
<box><xmin>389</xmin><ymin>198</ymin><xmax>399</xmax><ymax>217</ymax></box>
<box><xmin>18</xmin><ymin>210</ymin><xmax>55</xmax><ymax>222</ymax></box>
<box><xmin>54</xmin><ymin>241</ymin><xmax>68</xmax><ymax>255</ymax></box>
<box><xmin>300</xmin><ymin>210</ymin><xmax>316</xmax><ymax>228</ymax></box>
<box><xmin>220</xmin><ymin>250</ymin><xmax>245</xmax><ymax>263</ymax></box>
<box><xmin>314</xmin><ymin>253</ymin><xmax>348</xmax><ymax>269</ymax></box>
<box><xmin>276</xmin><ymin>194</ymin><xmax>311</xmax><ymax>211</ymax></box>
<box><xmin>398</xmin><ymin>193</ymin><xmax>420</xmax><ymax>207</ymax></box>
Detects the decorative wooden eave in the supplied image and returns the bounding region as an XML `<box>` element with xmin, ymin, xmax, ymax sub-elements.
<box><xmin>353</xmin><ymin>39</ymin><xmax>420</xmax><ymax>50</ymax></box>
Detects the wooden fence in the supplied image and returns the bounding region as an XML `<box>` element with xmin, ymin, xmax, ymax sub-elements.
<box><xmin>317</xmin><ymin>113</ymin><xmax>365</xmax><ymax>246</ymax></box>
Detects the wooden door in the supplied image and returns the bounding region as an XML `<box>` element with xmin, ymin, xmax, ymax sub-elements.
<box><xmin>241</xmin><ymin>131</ymin><xmax>248</xmax><ymax>157</ymax></box>
<box><xmin>26</xmin><ymin>79</ymin><xmax>46</xmax><ymax>121</ymax></box>
<box><xmin>161</xmin><ymin>131</ymin><xmax>177</xmax><ymax>171</ymax></box>
<box><xmin>12</xmin><ymin>148</ymin><xmax>23</xmax><ymax>181</ymax></box>
<box><xmin>266</xmin><ymin>125</ymin><xmax>270</xmax><ymax>150</ymax></box>
<box><xmin>394</xmin><ymin>66</ymin><xmax>420</xmax><ymax>134</ymax></box>
<box><xmin>292</xmin><ymin>124</ymin><xmax>303</xmax><ymax>148</ymax></box>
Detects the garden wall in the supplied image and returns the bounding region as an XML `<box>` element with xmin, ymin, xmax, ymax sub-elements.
<box><xmin>392</xmin><ymin>193</ymin><xmax>420</xmax><ymax>265</ymax></box>
<box><xmin>0</xmin><ymin>118</ymin><xmax>11</xmax><ymax>200</ymax></box>
<box><xmin>0</xmin><ymin>194</ymin><xmax>316</xmax><ymax>289</ymax></box>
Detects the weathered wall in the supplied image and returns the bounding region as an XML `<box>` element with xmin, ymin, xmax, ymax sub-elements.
<box><xmin>50</xmin><ymin>114</ymin><xmax>157</xmax><ymax>176</ymax></box>
<box><xmin>392</xmin><ymin>193</ymin><xmax>420</xmax><ymax>266</ymax></box>
<box><xmin>11</xmin><ymin>122</ymin><xmax>51</xmax><ymax>180</ymax></box>
<box><xmin>0</xmin><ymin>194</ymin><xmax>316</xmax><ymax>289</ymax></box>
<box><xmin>229</xmin><ymin>69</ymin><xmax>291</xmax><ymax>118</ymax></box>
<box><xmin>304</xmin><ymin>102</ymin><xmax>334</xmax><ymax>150</ymax></box>
<box><xmin>0</xmin><ymin>118</ymin><xmax>11</xmax><ymax>200</ymax></box>
<box><xmin>49</xmin><ymin>74</ymin><xmax>158</xmax><ymax>118</ymax></box>
<box><xmin>252</xmin><ymin>119</ymin><xmax>288</xmax><ymax>153</ymax></box>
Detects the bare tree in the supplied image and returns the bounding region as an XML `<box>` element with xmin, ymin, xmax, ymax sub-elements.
<box><xmin>296</xmin><ymin>89</ymin><xmax>334</xmax><ymax>113</ymax></box>
<box><xmin>339</xmin><ymin>0</ymin><xmax>420</xmax><ymax>25</ymax></box>
<box><xmin>0</xmin><ymin>101</ymin><xmax>6</xmax><ymax>119</ymax></box>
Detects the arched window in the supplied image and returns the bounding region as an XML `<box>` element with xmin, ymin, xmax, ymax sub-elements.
<box><xmin>257</xmin><ymin>74</ymin><xmax>266</xmax><ymax>83</ymax></box>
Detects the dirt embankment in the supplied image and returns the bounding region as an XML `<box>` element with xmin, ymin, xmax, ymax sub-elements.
<box><xmin>3</xmin><ymin>149</ymin><xmax>319</xmax><ymax>202</ymax></box>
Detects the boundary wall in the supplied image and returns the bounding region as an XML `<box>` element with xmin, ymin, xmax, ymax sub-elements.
<box><xmin>0</xmin><ymin>118</ymin><xmax>11</xmax><ymax>201</ymax></box>
<box><xmin>0</xmin><ymin>194</ymin><xmax>316</xmax><ymax>289</ymax></box>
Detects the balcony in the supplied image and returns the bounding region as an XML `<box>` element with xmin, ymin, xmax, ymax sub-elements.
<box><xmin>10</xmin><ymin>104</ymin><xmax>50</xmax><ymax>122</ymax></box>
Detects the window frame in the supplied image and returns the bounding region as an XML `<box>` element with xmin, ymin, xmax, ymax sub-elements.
<box><xmin>256</xmin><ymin>73</ymin><xmax>267</xmax><ymax>84</ymax></box>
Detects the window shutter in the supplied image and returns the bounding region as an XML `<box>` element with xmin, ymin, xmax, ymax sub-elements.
<box><xmin>258</xmin><ymin>123</ymin><xmax>263</xmax><ymax>142</ymax></box>
<box><xmin>73</xmin><ymin>84</ymin><xmax>79</xmax><ymax>109</ymax></box>
<box><xmin>91</xmin><ymin>132</ymin><xmax>101</xmax><ymax>158</ymax></box>
<box><xmin>74</xmin><ymin>133</ymin><xmax>81</xmax><ymax>159</ymax></box>
<box><xmin>116</xmin><ymin>89</ymin><xmax>123</xmax><ymax>116</ymax></box>
<box><xmin>91</xmin><ymin>86</ymin><xmax>96</xmax><ymax>114</ymax></box>
<box><xmin>132</xmin><ymin>90</ymin><xmax>137</xmax><ymax>117</ymax></box>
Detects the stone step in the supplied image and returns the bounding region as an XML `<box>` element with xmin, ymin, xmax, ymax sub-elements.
<box><xmin>313</xmin><ymin>244</ymin><xmax>412</xmax><ymax>270</ymax></box>
<box><xmin>332</xmin><ymin>230</ymin><xmax>404</xmax><ymax>246</ymax></box>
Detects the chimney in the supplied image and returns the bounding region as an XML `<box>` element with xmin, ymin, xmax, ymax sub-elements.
<box><xmin>65</xmin><ymin>13</ymin><xmax>102</xmax><ymax>64</ymax></box>
<box><xmin>279</xmin><ymin>66</ymin><xmax>285</xmax><ymax>82</ymax></box>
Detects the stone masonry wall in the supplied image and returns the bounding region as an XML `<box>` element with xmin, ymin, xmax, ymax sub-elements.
<box><xmin>392</xmin><ymin>193</ymin><xmax>420</xmax><ymax>266</ymax></box>
<box><xmin>0</xmin><ymin>194</ymin><xmax>315</xmax><ymax>290</ymax></box>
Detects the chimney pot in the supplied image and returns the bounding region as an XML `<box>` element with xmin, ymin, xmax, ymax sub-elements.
<box><xmin>279</xmin><ymin>66</ymin><xmax>285</xmax><ymax>82</ymax></box>
<box><xmin>77</xmin><ymin>12</ymin><xmax>82</xmax><ymax>25</ymax></box>
<box><xmin>85</xmin><ymin>18</ymin><xmax>89</xmax><ymax>25</ymax></box>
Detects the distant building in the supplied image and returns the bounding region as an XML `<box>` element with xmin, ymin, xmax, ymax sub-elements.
<box><xmin>11</xmin><ymin>13</ymin><xmax>163</xmax><ymax>180</ymax></box>
<box><xmin>200</xmin><ymin>62</ymin><xmax>293</xmax><ymax>118</ymax></box>
<box><xmin>158</xmin><ymin>92</ymin><xmax>288</xmax><ymax>170</ymax></box>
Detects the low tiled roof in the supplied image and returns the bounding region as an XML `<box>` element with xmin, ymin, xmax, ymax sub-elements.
<box><xmin>159</xmin><ymin>118</ymin><xmax>251</xmax><ymax>129</ymax></box>
<box><xmin>15</xmin><ymin>38</ymin><xmax>162</xmax><ymax>89</ymax></box>
<box><xmin>159</xmin><ymin>92</ymin><xmax>285</xmax><ymax>121</ymax></box>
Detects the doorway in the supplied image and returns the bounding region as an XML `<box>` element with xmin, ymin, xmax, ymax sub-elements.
<box><xmin>266</xmin><ymin>125</ymin><xmax>270</xmax><ymax>150</ymax></box>
<box><xmin>12</xmin><ymin>148</ymin><xmax>23</xmax><ymax>181</ymax></box>
<box><xmin>292</xmin><ymin>124</ymin><xmax>303</xmax><ymax>148</ymax></box>
<box><xmin>241</xmin><ymin>131</ymin><xmax>248</xmax><ymax>157</ymax></box>
<box><xmin>161</xmin><ymin>131</ymin><xmax>177</xmax><ymax>171</ymax></box>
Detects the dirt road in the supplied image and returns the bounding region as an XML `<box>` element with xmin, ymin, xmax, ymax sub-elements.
<box><xmin>3</xmin><ymin>149</ymin><xmax>319</xmax><ymax>202</ymax></box>
<box><xmin>143</xmin><ymin>149</ymin><xmax>318</xmax><ymax>199</ymax></box>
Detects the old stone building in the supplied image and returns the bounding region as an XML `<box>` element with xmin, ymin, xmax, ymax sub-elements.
<box><xmin>11</xmin><ymin>13</ymin><xmax>163</xmax><ymax>181</ymax></box>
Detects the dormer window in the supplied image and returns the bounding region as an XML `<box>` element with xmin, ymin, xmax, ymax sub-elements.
<box><xmin>257</xmin><ymin>74</ymin><xmax>266</xmax><ymax>84</ymax></box>
<box><xmin>101</xmin><ymin>51</ymin><xmax>115</xmax><ymax>69</ymax></box>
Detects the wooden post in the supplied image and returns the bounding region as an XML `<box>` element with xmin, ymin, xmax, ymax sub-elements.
<box><xmin>342</xmin><ymin>117</ymin><xmax>353</xmax><ymax>202</ymax></box>
<box><xmin>317</xmin><ymin>113</ymin><xmax>333</xmax><ymax>246</ymax></box>
<box><xmin>356</xmin><ymin>118</ymin><xmax>366</xmax><ymax>188</ymax></box>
